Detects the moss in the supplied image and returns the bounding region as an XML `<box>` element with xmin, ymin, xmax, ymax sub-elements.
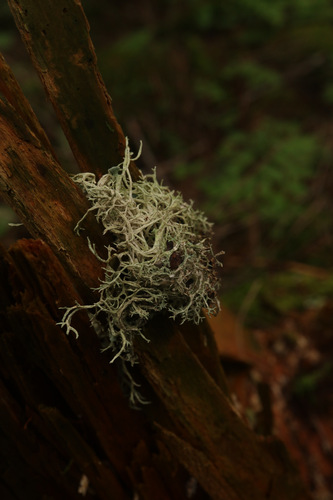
<box><xmin>60</xmin><ymin>139</ymin><xmax>223</xmax><ymax>369</ymax></box>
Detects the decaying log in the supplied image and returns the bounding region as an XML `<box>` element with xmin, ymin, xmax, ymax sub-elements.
<box><xmin>0</xmin><ymin>53</ymin><xmax>54</xmax><ymax>154</ymax></box>
<box><xmin>0</xmin><ymin>239</ymin><xmax>193</xmax><ymax>500</ymax></box>
<box><xmin>0</xmin><ymin>97</ymin><xmax>104</xmax><ymax>297</ymax></box>
<box><xmin>137</xmin><ymin>319</ymin><xmax>307</xmax><ymax>500</ymax></box>
<box><xmin>7</xmin><ymin>0</ymin><xmax>140</xmax><ymax>180</ymax></box>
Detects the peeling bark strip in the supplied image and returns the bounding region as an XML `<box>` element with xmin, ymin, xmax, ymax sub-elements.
<box><xmin>137</xmin><ymin>318</ymin><xmax>308</xmax><ymax>500</ymax></box>
<box><xmin>7</xmin><ymin>0</ymin><xmax>140</xmax><ymax>180</ymax></box>
<box><xmin>0</xmin><ymin>240</ymin><xmax>157</xmax><ymax>500</ymax></box>
<box><xmin>0</xmin><ymin>97</ymin><xmax>104</xmax><ymax>295</ymax></box>
<box><xmin>0</xmin><ymin>53</ymin><xmax>54</xmax><ymax>153</ymax></box>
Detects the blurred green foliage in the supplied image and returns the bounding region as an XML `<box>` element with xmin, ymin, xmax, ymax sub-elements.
<box><xmin>89</xmin><ymin>0</ymin><xmax>333</xmax><ymax>261</ymax></box>
<box><xmin>291</xmin><ymin>361</ymin><xmax>332</xmax><ymax>408</ymax></box>
<box><xmin>199</xmin><ymin>121</ymin><xmax>321</xmax><ymax>237</ymax></box>
<box><xmin>222</xmin><ymin>269</ymin><xmax>333</xmax><ymax>328</ymax></box>
<box><xmin>262</xmin><ymin>271</ymin><xmax>333</xmax><ymax>314</ymax></box>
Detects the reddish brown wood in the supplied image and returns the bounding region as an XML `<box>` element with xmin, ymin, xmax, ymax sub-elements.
<box><xmin>7</xmin><ymin>0</ymin><xmax>140</xmax><ymax>180</ymax></box>
<box><xmin>0</xmin><ymin>97</ymin><xmax>105</xmax><ymax>297</ymax></box>
<box><xmin>0</xmin><ymin>240</ymin><xmax>186</xmax><ymax>500</ymax></box>
<box><xmin>136</xmin><ymin>318</ymin><xmax>309</xmax><ymax>500</ymax></box>
<box><xmin>0</xmin><ymin>53</ymin><xmax>54</xmax><ymax>154</ymax></box>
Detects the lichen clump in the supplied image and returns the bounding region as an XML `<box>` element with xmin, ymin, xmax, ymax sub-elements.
<box><xmin>61</xmin><ymin>139</ymin><xmax>222</xmax><ymax>363</ymax></box>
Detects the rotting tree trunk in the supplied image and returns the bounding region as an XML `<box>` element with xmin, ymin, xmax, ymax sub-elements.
<box><xmin>0</xmin><ymin>1</ymin><xmax>310</xmax><ymax>499</ymax></box>
<box><xmin>7</xmin><ymin>0</ymin><xmax>140</xmax><ymax>181</ymax></box>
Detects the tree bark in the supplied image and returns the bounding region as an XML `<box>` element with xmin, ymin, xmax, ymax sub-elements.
<box><xmin>137</xmin><ymin>319</ymin><xmax>307</xmax><ymax>500</ymax></box>
<box><xmin>7</xmin><ymin>0</ymin><xmax>140</xmax><ymax>180</ymax></box>
<box><xmin>0</xmin><ymin>53</ymin><xmax>54</xmax><ymax>154</ymax></box>
<box><xmin>0</xmin><ymin>97</ymin><xmax>104</xmax><ymax>297</ymax></box>
<box><xmin>0</xmin><ymin>239</ymin><xmax>183</xmax><ymax>500</ymax></box>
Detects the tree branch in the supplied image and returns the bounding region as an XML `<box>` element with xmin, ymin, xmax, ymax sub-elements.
<box><xmin>0</xmin><ymin>52</ymin><xmax>54</xmax><ymax>154</ymax></box>
<box><xmin>0</xmin><ymin>96</ymin><xmax>103</xmax><ymax>296</ymax></box>
<box><xmin>7</xmin><ymin>0</ymin><xmax>140</xmax><ymax>179</ymax></box>
<box><xmin>136</xmin><ymin>317</ymin><xmax>309</xmax><ymax>500</ymax></box>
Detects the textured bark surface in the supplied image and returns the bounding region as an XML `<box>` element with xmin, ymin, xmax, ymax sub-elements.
<box><xmin>0</xmin><ymin>1</ymin><xmax>311</xmax><ymax>499</ymax></box>
<box><xmin>0</xmin><ymin>98</ymin><xmax>104</xmax><ymax>298</ymax></box>
<box><xmin>0</xmin><ymin>53</ymin><xmax>54</xmax><ymax>153</ymax></box>
<box><xmin>0</xmin><ymin>239</ymin><xmax>188</xmax><ymax>500</ymax></box>
<box><xmin>7</xmin><ymin>0</ymin><xmax>140</xmax><ymax>181</ymax></box>
<box><xmin>137</xmin><ymin>319</ymin><xmax>307</xmax><ymax>500</ymax></box>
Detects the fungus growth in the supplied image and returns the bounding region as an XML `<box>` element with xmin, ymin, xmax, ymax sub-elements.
<box><xmin>60</xmin><ymin>139</ymin><xmax>223</xmax><ymax>367</ymax></box>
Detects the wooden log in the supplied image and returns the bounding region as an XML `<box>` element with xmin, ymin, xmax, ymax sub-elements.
<box><xmin>7</xmin><ymin>0</ymin><xmax>140</xmax><ymax>180</ymax></box>
<box><xmin>0</xmin><ymin>240</ymin><xmax>186</xmax><ymax>500</ymax></box>
<box><xmin>0</xmin><ymin>97</ymin><xmax>104</xmax><ymax>297</ymax></box>
<box><xmin>0</xmin><ymin>52</ymin><xmax>54</xmax><ymax>154</ymax></box>
<box><xmin>136</xmin><ymin>318</ymin><xmax>310</xmax><ymax>500</ymax></box>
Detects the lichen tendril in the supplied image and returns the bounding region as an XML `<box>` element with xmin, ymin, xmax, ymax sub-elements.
<box><xmin>59</xmin><ymin>138</ymin><xmax>223</xmax><ymax>371</ymax></box>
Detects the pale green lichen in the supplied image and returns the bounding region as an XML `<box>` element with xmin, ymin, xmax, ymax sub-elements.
<box><xmin>60</xmin><ymin>139</ymin><xmax>223</xmax><ymax>369</ymax></box>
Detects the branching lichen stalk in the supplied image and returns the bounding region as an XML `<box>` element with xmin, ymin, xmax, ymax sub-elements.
<box><xmin>60</xmin><ymin>139</ymin><xmax>223</xmax><ymax>367</ymax></box>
